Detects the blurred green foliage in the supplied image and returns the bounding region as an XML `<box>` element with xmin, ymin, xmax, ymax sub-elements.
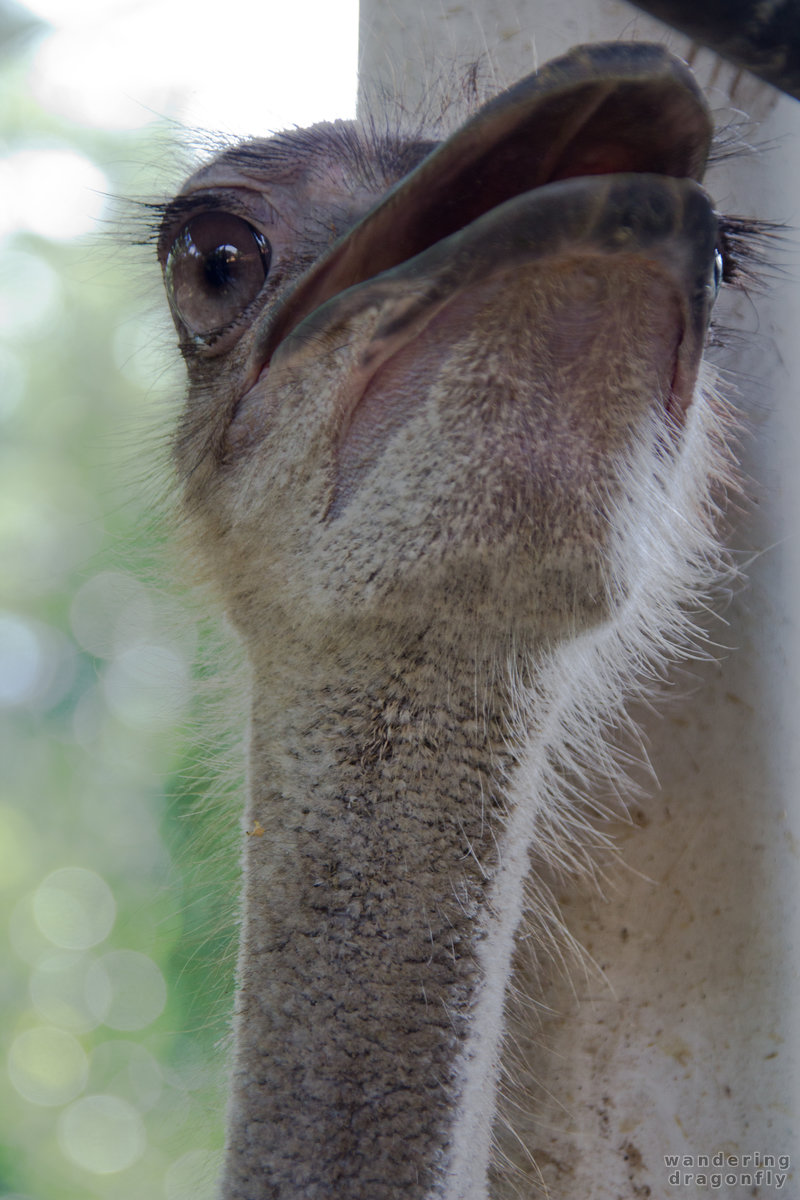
<box><xmin>1</xmin><ymin>11</ymin><xmax>238</xmax><ymax>1199</ymax></box>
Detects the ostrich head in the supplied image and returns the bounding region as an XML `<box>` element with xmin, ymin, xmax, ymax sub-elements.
<box><xmin>155</xmin><ymin>41</ymin><xmax>741</xmax><ymax>1200</ymax></box>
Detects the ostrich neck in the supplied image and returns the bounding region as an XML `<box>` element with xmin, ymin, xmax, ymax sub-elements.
<box><xmin>221</xmin><ymin>619</ymin><xmax>539</xmax><ymax>1200</ymax></box>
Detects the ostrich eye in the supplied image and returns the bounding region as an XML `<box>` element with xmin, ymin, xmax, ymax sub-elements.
<box><xmin>164</xmin><ymin>211</ymin><xmax>272</xmax><ymax>336</ymax></box>
<box><xmin>712</xmin><ymin>248</ymin><xmax>724</xmax><ymax>301</ymax></box>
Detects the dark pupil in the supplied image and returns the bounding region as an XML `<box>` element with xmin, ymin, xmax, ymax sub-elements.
<box><xmin>204</xmin><ymin>244</ymin><xmax>239</xmax><ymax>291</ymax></box>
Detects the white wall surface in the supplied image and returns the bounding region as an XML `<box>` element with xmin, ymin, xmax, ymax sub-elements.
<box><xmin>359</xmin><ymin>3</ymin><xmax>799</xmax><ymax>1195</ymax></box>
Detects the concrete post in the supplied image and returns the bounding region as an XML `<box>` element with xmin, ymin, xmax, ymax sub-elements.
<box><xmin>358</xmin><ymin>3</ymin><xmax>798</xmax><ymax>1193</ymax></box>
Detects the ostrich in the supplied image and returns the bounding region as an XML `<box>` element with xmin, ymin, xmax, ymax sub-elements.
<box><xmin>157</xmin><ymin>41</ymin><xmax>756</xmax><ymax>1200</ymax></box>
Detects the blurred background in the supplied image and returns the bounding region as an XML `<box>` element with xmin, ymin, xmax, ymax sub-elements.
<box><xmin>0</xmin><ymin>2</ymin><xmax>357</xmax><ymax>1197</ymax></box>
<box><xmin>4</xmin><ymin>0</ymin><xmax>798</xmax><ymax>1196</ymax></box>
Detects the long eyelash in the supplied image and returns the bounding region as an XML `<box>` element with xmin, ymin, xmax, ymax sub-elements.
<box><xmin>717</xmin><ymin>214</ymin><xmax>787</xmax><ymax>290</ymax></box>
<box><xmin>130</xmin><ymin>192</ymin><xmax>247</xmax><ymax>251</ymax></box>
<box><xmin>125</xmin><ymin>194</ymin><xmax>198</xmax><ymax>248</ymax></box>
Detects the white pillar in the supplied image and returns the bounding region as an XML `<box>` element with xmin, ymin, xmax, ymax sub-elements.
<box><xmin>359</xmin><ymin>3</ymin><xmax>799</xmax><ymax>1193</ymax></box>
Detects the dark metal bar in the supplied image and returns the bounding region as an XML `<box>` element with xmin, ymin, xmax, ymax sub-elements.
<box><xmin>627</xmin><ymin>0</ymin><xmax>800</xmax><ymax>100</ymax></box>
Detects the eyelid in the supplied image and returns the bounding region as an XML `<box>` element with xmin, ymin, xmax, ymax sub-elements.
<box><xmin>158</xmin><ymin>188</ymin><xmax>281</xmax><ymax>263</ymax></box>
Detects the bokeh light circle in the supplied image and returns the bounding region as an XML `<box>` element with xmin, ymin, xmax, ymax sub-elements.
<box><xmin>86</xmin><ymin>950</ymin><xmax>167</xmax><ymax>1030</ymax></box>
<box><xmin>32</xmin><ymin>867</ymin><xmax>116</xmax><ymax>950</ymax></box>
<box><xmin>8</xmin><ymin>1026</ymin><xmax>88</xmax><ymax>1107</ymax></box>
<box><xmin>57</xmin><ymin>1093</ymin><xmax>146</xmax><ymax>1173</ymax></box>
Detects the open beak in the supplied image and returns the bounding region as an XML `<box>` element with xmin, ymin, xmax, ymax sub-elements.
<box><xmin>260</xmin><ymin>39</ymin><xmax>719</xmax><ymax>416</ymax></box>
